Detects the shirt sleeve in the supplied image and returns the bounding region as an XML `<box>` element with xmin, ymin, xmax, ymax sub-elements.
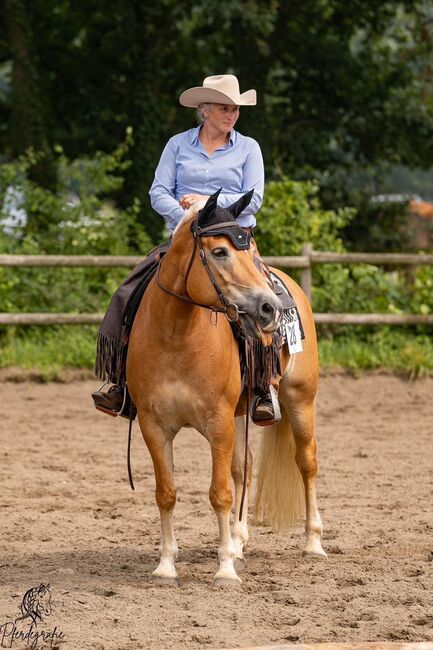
<box><xmin>216</xmin><ymin>139</ymin><xmax>264</xmax><ymax>219</ymax></box>
<box><xmin>149</xmin><ymin>138</ymin><xmax>185</xmax><ymax>231</ymax></box>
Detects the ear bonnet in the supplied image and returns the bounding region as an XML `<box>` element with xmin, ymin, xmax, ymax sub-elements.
<box><xmin>190</xmin><ymin>189</ymin><xmax>254</xmax><ymax>250</ymax></box>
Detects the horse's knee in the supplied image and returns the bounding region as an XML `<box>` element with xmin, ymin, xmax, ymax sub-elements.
<box><xmin>156</xmin><ymin>486</ymin><xmax>176</xmax><ymax>511</ymax></box>
<box><xmin>231</xmin><ymin>449</ymin><xmax>253</xmax><ymax>484</ymax></box>
<box><xmin>209</xmin><ymin>485</ymin><xmax>232</xmax><ymax>513</ymax></box>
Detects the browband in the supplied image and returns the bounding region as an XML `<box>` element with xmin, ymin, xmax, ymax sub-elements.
<box><xmin>191</xmin><ymin>219</ymin><xmax>251</xmax><ymax>250</ymax></box>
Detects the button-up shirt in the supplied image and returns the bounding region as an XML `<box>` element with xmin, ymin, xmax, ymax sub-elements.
<box><xmin>149</xmin><ymin>126</ymin><xmax>264</xmax><ymax>231</ymax></box>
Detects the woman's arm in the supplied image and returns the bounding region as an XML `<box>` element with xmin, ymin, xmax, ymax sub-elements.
<box><xmin>149</xmin><ymin>139</ymin><xmax>184</xmax><ymax>231</ymax></box>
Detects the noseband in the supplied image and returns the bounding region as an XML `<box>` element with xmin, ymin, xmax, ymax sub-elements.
<box><xmin>156</xmin><ymin>217</ymin><xmax>251</xmax><ymax>323</ymax></box>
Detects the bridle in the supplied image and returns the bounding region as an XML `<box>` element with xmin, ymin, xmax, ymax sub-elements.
<box><xmin>156</xmin><ymin>217</ymin><xmax>250</xmax><ymax>324</ymax></box>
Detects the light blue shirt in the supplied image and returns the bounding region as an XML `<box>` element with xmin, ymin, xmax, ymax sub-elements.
<box><xmin>149</xmin><ymin>126</ymin><xmax>264</xmax><ymax>231</ymax></box>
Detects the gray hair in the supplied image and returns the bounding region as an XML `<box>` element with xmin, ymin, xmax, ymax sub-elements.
<box><xmin>196</xmin><ymin>103</ymin><xmax>213</xmax><ymax>124</ymax></box>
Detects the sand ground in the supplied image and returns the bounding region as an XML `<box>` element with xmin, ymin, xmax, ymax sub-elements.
<box><xmin>0</xmin><ymin>374</ymin><xmax>432</xmax><ymax>649</ymax></box>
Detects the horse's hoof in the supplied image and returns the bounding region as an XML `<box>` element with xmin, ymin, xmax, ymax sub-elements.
<box><xmin>303</xmin><ymin>549</ymin><xmax>327</xmax><ymax>559</ymax></box>
<box><xmin>234</xmin><ymin>557</ymin><xmax>246</xmax><ymax>573</ymax></box>
<box><xmin>213</xmin><ymin>576</ymin><xmax>242</xmax><ymax>588</ymax></box>
<box><xmin>151</xmin><ymin>575</ymin><xmax>180</xmax><ymax>586</ymax></box>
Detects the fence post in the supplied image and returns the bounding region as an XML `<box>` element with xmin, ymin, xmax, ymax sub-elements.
<box><xmin>301</xmin><ymin>243</ymin><xmax>313</xmax><ymax>304</ymax></box>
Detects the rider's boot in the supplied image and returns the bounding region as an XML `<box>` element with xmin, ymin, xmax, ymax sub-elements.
<box><xmin>251</xmin><ymin>385</ymin><xmax>281</xmax><ymax>427</ymax></box>
<box><xmin>92</xmin><ymin>384</ymin><xmax>137</xmax><ymax>420</ymax></box>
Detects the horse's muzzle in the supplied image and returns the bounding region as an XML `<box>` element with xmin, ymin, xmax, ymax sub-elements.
<box><xmin>237</xmin><ymin>291</ymin><xmax>283</xmax><ymax>338</ymax></box>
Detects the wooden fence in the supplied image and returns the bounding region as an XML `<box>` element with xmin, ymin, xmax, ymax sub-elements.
<box><xmin>1</xmin><ymin>245</ymin><xmax>433</xmax><ymax>326</ymax></box>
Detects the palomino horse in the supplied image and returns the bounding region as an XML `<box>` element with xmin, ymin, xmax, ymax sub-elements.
<box><xmin>127</xmin><ymin>190</ymin><xmax>325</xmax><ymax>585</ymax></box>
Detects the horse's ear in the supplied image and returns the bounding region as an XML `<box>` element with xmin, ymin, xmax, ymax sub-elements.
<box><xmin>227</xmin><ymin>189</ymin><xmax>254</xmax><ymax>220</ymax></box>
<box><xmin>197</xmin><ymin>188</ymin><xmax>222</xmax><ymax>227</ymax></box>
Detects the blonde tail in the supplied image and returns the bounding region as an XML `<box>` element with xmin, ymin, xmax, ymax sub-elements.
<box><xmin>254</xmin><ymin>408</ymin><xmax>305</xmax><ymax>532</ymax></box>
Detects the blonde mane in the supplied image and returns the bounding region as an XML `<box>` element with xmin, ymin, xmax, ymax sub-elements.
<box><xmin>172</xmin><ymin>201</ymin><xmax>207</xmax><ymax>238</ymax></box>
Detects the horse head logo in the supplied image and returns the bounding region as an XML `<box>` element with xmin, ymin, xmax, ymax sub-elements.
<box><xmin>15</xmin><ymin>583</ymin><xmax>52</xmax><ymax>627</ymax></box>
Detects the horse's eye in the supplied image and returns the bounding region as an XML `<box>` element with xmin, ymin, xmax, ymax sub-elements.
<box><xmin>212</xmin><ymin>247</ymin><xmax>229</xmax><ymax>259</ymax></box>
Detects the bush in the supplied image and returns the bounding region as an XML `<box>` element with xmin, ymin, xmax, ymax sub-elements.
<box><xmin>0</xmin><ymin>134</ymin><xmax>155</xmax><ymax>317</ymax></box>
<box><xmin>255</xmin><ymin>177</ymin><xmax>433</xmax><ymax>319</ymax></box>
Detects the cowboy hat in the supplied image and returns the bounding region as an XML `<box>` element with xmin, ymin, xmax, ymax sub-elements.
<box><xmin>179</xmin><ymin>74</ymin><xmax>256</xmax><ymax>107</ymax></box>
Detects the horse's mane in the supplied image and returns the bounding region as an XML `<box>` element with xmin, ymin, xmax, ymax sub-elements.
<box><xmin>15</xmin><ymin>583</ymin><xmax>50</xmax><ymax>625</ymax></box>
<box><xmin>172</xmin><ymin>202</ymin><xmax>206</xmax><ymax>238</ymax></box>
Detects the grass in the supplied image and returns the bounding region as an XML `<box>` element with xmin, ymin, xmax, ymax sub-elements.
<box><xmin>1</xmin><ymin>326</ymin><xmax>433</xmax><ymax>381</ymax></box>
<box><xmin>318</xmin><ymin>328</ymin><xmax>433</xmax><ymax>378</ymax></box>
<box><xmin>0</xmin><ymin>325</ymin><xmax>97</xmax><ymax>381</ymax></box>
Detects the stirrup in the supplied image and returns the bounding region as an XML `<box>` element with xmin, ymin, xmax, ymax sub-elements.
<box><xmin>251</xmin><ymin>385</ymin><xmax>281</xmax><ymax>427</ymax></box>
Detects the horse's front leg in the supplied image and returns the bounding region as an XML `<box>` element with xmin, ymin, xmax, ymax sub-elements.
<box><xmin>231</xmin><ymin>416</ymin><xmax>252</xmax><ymax>569</ymax></box>
<box><xmin>138</xmin><ymin>417</ymin><xmax>179</xmax><ymax>584</ymax></box>
<box><xmin>208</xmin><ymin>416</ymin><xmax>241</xmax><ymax>585</ymax></box>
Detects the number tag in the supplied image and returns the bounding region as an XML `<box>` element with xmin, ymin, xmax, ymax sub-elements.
<box><xmin>285</xmin><ymin>308</ymin><xmax>303</xmax><ymax>354</ymax></box>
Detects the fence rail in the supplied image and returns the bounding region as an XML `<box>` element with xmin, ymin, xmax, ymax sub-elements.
<box><xmin>1</xmin><ymin>246</ymin><xmax>432</xmax><ymax>326</ymax></box>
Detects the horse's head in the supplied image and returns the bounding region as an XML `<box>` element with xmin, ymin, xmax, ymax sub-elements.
<box><xmin>18</xmin><ymin>583</ymin><xmax>51</xmax><ymax>626</ymax></box>
<box><xmin>172</xmin><ymin>189</ymin><xmax>283</xmax><ymax>343</ymax></box>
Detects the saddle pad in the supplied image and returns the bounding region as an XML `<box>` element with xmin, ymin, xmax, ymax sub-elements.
<box><xmin>270</xmin><ymin>272</ymin><xmax>305</xmax><ymax>340</ymax></box>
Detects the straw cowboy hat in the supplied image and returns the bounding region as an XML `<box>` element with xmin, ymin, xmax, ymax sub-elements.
<box><xmin>179</xmin><ymin>74</ymin><xmax>256</xmax><ymax>107</ymax></box>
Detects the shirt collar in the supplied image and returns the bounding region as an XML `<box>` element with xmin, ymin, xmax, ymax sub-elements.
<box><xmin>190</xmin><ymin>125</ymin><xmax>236</xmax><ymax>147</ymax></box>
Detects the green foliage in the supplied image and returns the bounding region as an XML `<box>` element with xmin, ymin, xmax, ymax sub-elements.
<box><xmin>319</xmin><ymin>329</ymin><xmax>433</xmax><ymax>379</ymax></box>
<box><xmin>255</xmin><ymin>177</ymin><xmax>433</xmax><ymax>324</ymax></box>
<box><xmin>0</xmin><ymin>136</ymin><xmax>154</xmax><ymax>318</ymax></box>
<box><xmin>0</xmin><ymin>326</ymin><xmax>97</xmax><ymax>380</ymax></box>
<box><xmin>2</xmin><ymin>1</ymin><xmax>433</xmax><ymax>236</ymax></box>
<box><xmin>254</xmin><ymin>177</ymin><xmax>353</xmax><ymax>255</ymax></box>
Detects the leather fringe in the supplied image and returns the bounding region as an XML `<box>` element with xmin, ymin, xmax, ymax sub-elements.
<box><xmin>95</xmin><ymin>330</ymin><xmax>128</xmax><ymax>385</ymax></box>
<box><xmin>243</xmin><ymin>333</ymin><xmax>282</xmax><ymax>396</ymax></box>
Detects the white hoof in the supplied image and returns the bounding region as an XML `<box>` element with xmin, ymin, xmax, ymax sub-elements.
<box><xmin>213</xmin><ymin>565</ymin><xmax>241</xmax><ymax>586</ymax></box>
<box><xmin>303</xmin><ymin>535</ymin><xmax>327</xmax><ymax>558</ymax></box>
<box><xmin>152</xmin><ymin>561</ymin><xmax>178</xmax><ymax>582</ymax></box>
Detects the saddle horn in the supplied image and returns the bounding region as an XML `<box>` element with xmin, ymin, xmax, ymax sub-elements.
<box><xmin>227</xmin><ymin>189</ymin><xmax>254</xmax><ymax>219</ymax></box>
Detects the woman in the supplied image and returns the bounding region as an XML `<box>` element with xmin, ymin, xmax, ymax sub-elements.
<box><xmin>149</xmin><ymin>74</ymin><xmax>263</xmax><ymax>232</ymax></box>
<box><xmin>93</xmin><ymin>74</ymin><xmax>276</xmax><ymax>423</ymax></box>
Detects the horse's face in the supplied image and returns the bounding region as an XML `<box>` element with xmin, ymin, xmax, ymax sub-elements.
<box><xmin>174</xmin><ymin>191</ymin><xmax>283</xmax><ymax>342</ymax></box>
<box><xmin>199</xmin><ymin>233</ymin><xmax>282</xmax><ymax>337</ymax></box>
<box><xmin>36</xmin><ymin>585</ymin><xmax>52</xmax><ymax>618</ymax></box>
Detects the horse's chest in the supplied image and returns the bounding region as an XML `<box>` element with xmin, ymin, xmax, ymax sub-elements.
<box><xmin>150</xmin><ymin>380</ymin><xmax>208</xmax><ymax>430</ymax></box>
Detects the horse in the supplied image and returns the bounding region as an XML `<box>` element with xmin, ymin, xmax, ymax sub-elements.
<box><xmin>15</xmin><ymin>584</ymin><xmax>51</xmax><ymax>626</ymax></box>
<box><xmin>126</xmin><ymin>189</ymin><xmax>326</xmax><ymax>586</ymax></box>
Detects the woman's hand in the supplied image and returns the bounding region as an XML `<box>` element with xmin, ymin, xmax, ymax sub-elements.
<box><xmin>179</xmin><ymin>194</ymin><xmax>210</xmax><ymax>210</ymax></box>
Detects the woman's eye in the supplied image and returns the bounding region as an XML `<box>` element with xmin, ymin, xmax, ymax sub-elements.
<box><xmin>212</xmin><ymin>247</ymin><xmax>229</xmax><ymax>258</ymax></box>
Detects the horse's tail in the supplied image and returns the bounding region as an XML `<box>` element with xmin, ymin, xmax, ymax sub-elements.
<box><xmin>254</xmin><ymin>407</ymin><xmax>305</xmax><ymax>531</ymax></box>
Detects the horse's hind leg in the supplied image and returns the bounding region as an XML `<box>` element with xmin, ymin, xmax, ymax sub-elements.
<box><xmin>282</xmin><ymin>387</ymin><xmax>326</xmax><ymax>558</ymax></box>
<box><xmin>231</xmin><ymin>416</ymin><xmax>252</xmax><ymax>568</ymax></box>
<box><xmin>208</xmin><ymin>417</ymin><xmax>241</xmax><ymax>585</ymax></box>
<box><xmin>138</xmin><ymin>418</ymin><xmax>179</xmax><ymax>583</ymax></box>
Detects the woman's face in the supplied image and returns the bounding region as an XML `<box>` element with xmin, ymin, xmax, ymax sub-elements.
<box><xmin>205</xmin><ymin>103</ymin><xmax>240</xmax><ymax>134</ymax></box>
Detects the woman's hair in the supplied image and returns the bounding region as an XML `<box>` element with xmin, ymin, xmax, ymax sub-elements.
<box><xmin>196</xmin><ymin>103</ymin><xmax>213</xmax><ymax>124</ymax></box>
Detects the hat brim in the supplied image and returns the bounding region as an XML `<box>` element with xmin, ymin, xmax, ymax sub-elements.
<box><xmin>179</xmin><ymin>87</ymin><xmax>256</xmax><ymax>107</ymax></box>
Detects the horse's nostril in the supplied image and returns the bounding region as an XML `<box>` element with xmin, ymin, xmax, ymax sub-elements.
<box><xmin>261</xmin><ymin>302</ymin><xmax>275</xmax><ymax>318</ymax></box>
